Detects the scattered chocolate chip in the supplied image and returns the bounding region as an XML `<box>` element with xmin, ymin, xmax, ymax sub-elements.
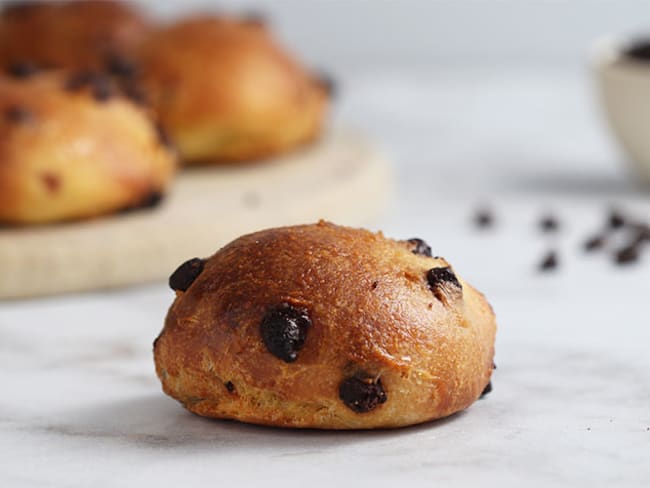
<box><xmin>260</xmin><ymin>304</ymin><xmax>311</xmax><ymax>363</ymax></box>
<box><xmin>4</xmin><ymin>105</ymin><xmax>33</xmax><ymax>124</ymax></box>
<box><xmin>492</xmin><ymin>362</ymin><xmax>497</xmax><ymax>370</ymax></box>
<box><xmin>407</xmin><ymin>238</ymin><xmax>432</xmax><ymax>257</ymax></box>
<box><xmin>480</xmin><ymin>381</ymin><xmax>492</xmax><ymax>398</ymax></box>
<box><xmin>371</xmin><ymin>281</ymin><xmax>378</xmax><ymax>290</ymax></box>
<box><xmin>474</xmin><ymin>208</ymin><xmax>494</xmax><ymax>229</ymax></box>
<box><xmin>608</xmin><ymin>209</ymin><xmax>626</xmax><ymax>230</ymax></box>
<box><xmin>538</xmin><ymin>250</ymin><xmax>558</xmax><ymax>272</ymax></box>
<box><xmin>225</xmin><ymin>381</ymin><xmax>235</xmax><ymax>393</ymax></box>
<box><xmin>315</xmin><ymin>71</ymin><xmax>337</xmax><ymax>97</ymax></box>
<box><xmin>105</xmin><ymin>53</ymin><xmax>138</xmax><ymax>79</ymax></box>
<box><xmin>6</xmin><ymin>61</ymin><xmax>40</xmax><ymax>78</ymax></box>
<box><xmin>584</xmin><ymin>234</ymin><xmax>606</xmax><ymax>252</ymax></box>
<box><xmin>426</xmin><ymin>266</ymin><xmax>462</xmax><ymax>303</ymax></box>
<box><xmin>624</xmin><ymin>40</ymin><xmax>650</xmax><ymax>61</ymax></box>
<box><xmin>169</xmin><ymin>258</ymin><xmax>204</xmax><ymax>292</ymax></box>
<box><xmin>614</xmin><ymin>244</ymin><xmax>640</xmax><ymax>265</ymax></box>
<box><xmin>339</xmin><ymin>375</ymin><xmax>387</xmax><ymax>413</ymax></box>
<box><xmin>539</xmin><ymin>215</ymin><xmax>559</xmax><ymax>233</ymax></box>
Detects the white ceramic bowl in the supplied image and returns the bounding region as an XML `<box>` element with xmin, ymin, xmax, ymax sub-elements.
<box><xmin>594</xmin><ymin>36</ymin><xmax>650</xmax><ymax>186</ymax></box>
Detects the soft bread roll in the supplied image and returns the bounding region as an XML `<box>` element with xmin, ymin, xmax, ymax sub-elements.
<box><xmin>0</xmin><ymin>0</ymin><xmax>149</xmax><ymax>72</ymax></box>
<box><xmin>138</xmin><ymin>16</ymin><xmax>330</xmax><ymax>164</ymax></box>
<box><xmin>0</xmin><ymin>70</ymin><xmax>176</xmax><ymax>224</ymax></box>
<box><xmin>154</xmin><ymin>222</ymin><xmax>497</xmax><ymax>429</ymax></box>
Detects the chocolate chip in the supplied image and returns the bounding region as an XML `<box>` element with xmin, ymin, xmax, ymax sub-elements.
<box><xmin>480</xmin><ymin>381</ymin><xmax>492</xmax><ymax>398</ymax></box>
<box><xmin>4</xmin><ymin>105</ymin><xmax>33</xmax><ymax>124</ymax></box>
<box><xmin>105</xmin><ymin>53</ymin><xmax>138</xmax><ymax>79</ymax></box>
<box><xmin>153</xmin><ymin>334</ymin><xmax>161</xmax><ymax>349</ymax></box>
<box><xmin>426</xmin><ymin>266</ymin><xmax>462</xmax><ymax>303</ymax></box>
<box><xmin>614</xmin><ymin>244</ymin><xmax>640</xmax><ymax>265</ymax></box>
<box><xmin>168</xmin><ymin>258</ymin><xmax>204</xmax><ymax>292</ymax></box>
<box><xmin>371</xmin><ymin>281</ymin><xmax>378</xmax><ymax>290</ymax></box>
<box><xmin>91</xmin><ymin>77</ymin><xmax>113</xmax><ymax>102</ymax></box>
<box><xmin>138</xmin><ymin>191</ymin><xmax>163</xmax><ymax>209</ymax></box>
<box><xmin>584</xmin><ymin>234</ymin><xmax>606</xmax><ymax>252</ymax></box>
<box><xmin>40</xmin><ymin>173</ymin><xmax>60</xmax><ymax>193</ymax></box>
<box><xmin>6</xmin><ymin>61</ymin><xmax>40</xmax><ymax>78</ymax></box>
<box><xmin>474</xmin><ymin>208</ymin><xmax>494</xmax><ymax>229</ymax></box>
<box><xmin>155</xmin><ymin>122</ymin><xmax>174</xmax><ymax>149</ymax></box>
<box><xmin>538</xmin><ymin>250</ymin><xmax>558</xmax><ymax>271</ymax></box>
<box><xmin>339</xmin><ymin>375</ymin><xmax>387</xmax><ymax>413</ymax></box>
<box><xmin>314</xmin><ymin>71</ymin><xmax>337</xmax><ymax>97</ymax></box>
<box><xmin>407</xmin><ymin>238</ymin><xmax>432</xmax><ymax>257</ymax></box>
<box><xmin>539</xmin><ymin>215</ymin><xmax>559</xmax><ymax>233</ymax></box>
<box><xmin>624</xmin><ymin>40</ymin><xmax>650</xmax><ymax>61</ymax></box>
<box><xmin>121</xmin><ymin>83</ymin><xmax>148</xmax><ymax>106</ymax></box>
<box><xmin>260</xmin><ymin>304</ymin><xmax>311</xmax><ymax>363</ymax></box>
<box><xmin>225</xmin><ymin>381</ymin><xmax>235</xmax><ymax>393</ymax></box>
<box><xmin>608</xmin><ymin>209</ymin><xmax>626</xmax><ymax>230</ymax></box>
<box><xmin>492</xmin><ymin>362</ymin><xmax>497</xmax><ymax>370</ymax></box>
<box><xmin>64</xmin><ymin>71</ymin><xmax>113</xmax><ymax>101</ymax></box>
<box><xmin>2</xmin><ymin>2</ymin><xmax>44</xmax><ymax>17</ymax></box>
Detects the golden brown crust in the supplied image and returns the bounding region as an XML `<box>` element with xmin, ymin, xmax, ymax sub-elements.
<box><xmin>0</xmin><ymin>71</ymin><xmax>177</xmax><ymax>224</ymax></box>
<box><xmin>138</xmin><ymin>16</ymin><xmax>329</xmax><ymax>164</ymax></box>
<box><xmin>154</xmin><ymin>222</ymin><xmax>497</xmax><ymax>429</ymax></box>
<box><xmin>0</xmin><ymin>0</ymin><xmax>149</xmax><ymax>71</ymax></box>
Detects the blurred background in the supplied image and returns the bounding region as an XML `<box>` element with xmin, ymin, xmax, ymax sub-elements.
<box><xmin>137</xmin><ymin>0</ymin><xmax>650</xmax><ymax>202</ymax></box>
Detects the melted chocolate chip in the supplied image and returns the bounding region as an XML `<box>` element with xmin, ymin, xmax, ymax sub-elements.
<box><xmin>155</xmin><ymin>123</ymin><xmax>174</xmax><ymax>149</ymax></box>
<box><xmin>584</xmin><ymin>234</ymin><xmax>606</xmax><ymax>252</ymax></box>
<box><xmin>538</xmin><ymin>250</ymin><xmax>558</xmax><ymax>271</ymax></box>
<box><xmin>371</xmin><ymin>281</ymin><xmax>378</xmax><ymax>290</ymax></box>
<box><xmin>64</xmin><ymin>71</ymin><xmax>113</xmax><ymax>101</ymax></box>
<box><xmin>105</xmin><ymin>53</ymin><xmax>138</xmax><ymax>79</ymax></box>
<box><xmin>168</xmin><ymin>258</ymin><xmax>205</xmax><ymax>292</ymax></box>
<box><xmin>614</xmin><ymin>244</ymin><xmax>639</xmax><ymax>265</ymax></box>
<box><xmin>225</xmin><ymin>381</ymin><xmax>235</xmax><ymax>393</ymax></box>
<box><xmin>474</xmin><ymin>209</ymin><xmax>494</xmax><ymax>229</ymax></box>
<box><xmin>138</xmin><ymin>191</ymin><xmax>163</xmax><ymax>209</ymax></box>
<box><xmin>4</xmin><ymin>105</ymin><xmax>33</xmax><ymax>124</ymax></box>
<box><xmin>426</xmin><ymin>266</ymin><xmax>462</xmax><ymax>303</ymax></box>
<box><xmin>480</xmin><ymin>381</ymin><xmax>492</xmax><ymax>398</ymax></box>
<box><xmin>260</xmin><ymin>304</ymin><xmax>311</xmax><ymax>363</ymax></box>
<box><xmin>6</xmin><ymin>61</ymin><xmax>40</xmax><ymax>78</ymax></box>
<box><xmin>407</xmin><ymin>238</ymin><xmax>432</xmax><ymax>257</ymax></box>
<box><xmin>122</xmin><ymin>83</ymin><xmax>148</xmax><ymax>106</ymax></box>
<box><xmin>539</xmin><ymin>215</ymin><xmax>559</xmax><ymax>233</ymax></box>
<box><xmin>339</xmin><ymin>375</ymin><xmax>387</xmax><ymax>413</ymax></box>
<box><xmin>624</xmin><ymin>40</ymin><xmax>650</xmax><ymax>61</ymax></box>
<box><xmin>41</xmin><ymin>173</ymin><xmax>60</xmax><ymax>193</ymax></box>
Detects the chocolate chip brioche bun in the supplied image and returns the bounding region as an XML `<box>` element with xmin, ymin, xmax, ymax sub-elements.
<box><xmin>0</xmin><ymin>70</ymin><xmax>176</xmax><ymax>224</ymax></box>
<box><xmin>0</xmin><ymin>0</ymin><xmax>149</xmax><ymax>72</ymax></box>
<box><xmin>138</xmin><ymin>16</ymin><xmax>330</xmax><ymax>164</ymax></box>
<box><xmin>154</xmin><ymin>221</ymin><xmax>497</xmax><ymax>429</ymax></box>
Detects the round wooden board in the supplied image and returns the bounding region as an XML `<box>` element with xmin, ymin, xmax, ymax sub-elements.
<box><xmin>0</xmin><ymin>129</ymin><xmax>392</xmax><ymax>299</ymax></box>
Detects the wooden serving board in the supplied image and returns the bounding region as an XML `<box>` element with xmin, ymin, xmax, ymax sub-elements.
<box><xmin>0</xmin><ymin>129</ymin><xmax>392</xmax><ymax>299</ymax></box>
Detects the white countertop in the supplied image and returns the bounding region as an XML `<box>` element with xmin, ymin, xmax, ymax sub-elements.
<box><xmin>2</xmin><ymin>69</ymin><xmax>649</xmax><ymax>487</ymax></box>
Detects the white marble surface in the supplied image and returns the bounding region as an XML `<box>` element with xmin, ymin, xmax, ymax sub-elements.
<box><xmin>2</xmin><ymin>69</ymin><xmax>650</xmax><ymax>487</ymax></box>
